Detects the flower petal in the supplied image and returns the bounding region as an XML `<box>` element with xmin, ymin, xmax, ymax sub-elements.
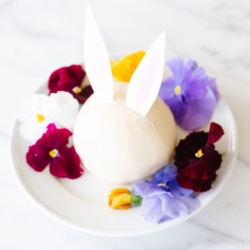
<box><xmin>168</xmin><ymin>180</ymin><xmax>193</xmax><ymax>197</ymax></box>
<box><xmin>26</xmin><ymin>145</ymin><xmax>51</xmax><ymax>172</ymax></box>
<box><xmin>48</xmin><ymin>65</ymin><xmax>85</xmax><ymax>93</ymax></box>
<box><xmin>49</xmin><ymin>91</ymin><xmax>79</xmax><ymax>130</ymax></box>
<box><xmin>159</xmin><ymin>193</ymin><xmax>199</xmax><ymax>218</ymax></box>
<box><xmin>59</xmin><ymin>146</ymin><xmax>83</xmax><ymax>179</ymax></box>
<box><xmin>207</xmin><ymin>77</ymin><xmax>219</xmax><ymax>101</ymax></box>
<box><xmin>158</xmin><ymin>77</ymin><xmax>176</xmax><ymax>101</ymax></box>
<box><xmin>167</xmin><ymin>58</ymin><xmax>185</xmax><ymax>85</ymax></box>
<box><xmin>151</xmin><ymin>164</ymin><xmax>178</xmax><ymax>184</ymax></box>
<box><xmin>50</xmin><ymin>158</ymin><xmax>68</xmax><ymax>178</ymax></box>
<box><xmin>182</xmin><ymin>67</ymin><xmax>207</xmax><ymax>100</ymax></box>
<box><xmin>37</xmin><ymin>124</ymin><xmax>72</xmax><ymax>151</ymax></box>
<box><xmin>174</xmin><ymin>131</ymin><xmax>209</xmax><ymax>169</ymax></box>
<box><xmin>181</xmin><ymin>150</ymin><xmax>222</xmax><ymax>180</ymax></box>
<box><xmin>177</xmin><ymin>173</ymin><xmax>216</xmax><ymax>192</ymax></box>
<box><xmin>141</xmin><ymin>196</ymin><xmax>170</xmax><ymax>224</ymax></box>
<box><xmin>206</xmin><ymin>122</ymin><xmax>224</xmax><ymax>146</ymax></box>
<box><xmin>184</xmin><ymin>60</ymin><xmax>197</xmax><ymax>75</ymax></box>
<box><xmin>133</xmin><ymin>180</ymin><xmax>166</xmax><ymax>197</ymax></box>
<box><xmin>165</xmin><ymin>96</ymin><xmax>187</xmax><ymax>124</ymax></box>
<box><xmin>177</xmin><ymin>86</ymin><xmax>217</xmax><ymax>131</ymax></box>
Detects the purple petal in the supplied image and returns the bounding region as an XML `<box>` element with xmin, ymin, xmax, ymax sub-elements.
<box><xmin>133</xmin><ymin>180</ymin><xmax>166</xmax><ymax>197</ymax></box>
<box><xmin>168</xmin><ymin>180</ymin><xmax>194</xmax><ymax>196</ymax></box>
<box><xmin>177</xmin><ymin>86</ymin><xmax>217</xmax><ymax>131</ymax></box>
<box><xmin>167</xmin><ymin>58</ymin><xmax>185</xmax><ymax>85</ymax></box>
<box><xmin>39</xmin><ymin>124</ymin><xmax>72</xmax><ymax>151</ymax></box>
<box><xmin>185</xmin><ymin>60</ymin><xmax>197</xmax><ymax>75</ymax></box>
<box><xmin>50</xmin><ymin>158</ymin><xmax>68</xmax><ymax>178</ymax></box>
<box><xmin>26</xmin><ymin>145</ymin><xmax>51</xmax><ymax>172</ymax></box>
<box><xmin>182</xmin><ymin>67</ymin><xmax>207</xmax><ymax>100</ymax></box>
<box><xmin>159</xmin><ymin>193</ymin><xmax>199</xmax><ymax>218</ymax></box>
<box><xmin>207</xmin><ymin>77</ymin><xmax>219</xmax><ymax>101</ymax></box>
<box><xmin>60</xmin><ymin>147</ymin><xmax>83</xmax><ymax>179</ymax></box>
<box><xmin>152</xmin><ymin>164</ymin><xmax>178</xmax><ymax>184</ymax></box>
<box><xmin>158</xmin><ymin>77</ymin><xmax>176</xmax><ymax>101</ymax></box>
<box><xmin>165</xmin><ymin>96</ymin><xmax>187</xmax><ymax>124</ymax></box>
<box><xmin>141</xmin><ymin>196</ymin><xmax>170</xmax><ymax>224</ymax></box>
<box><xmin>50</xmin><ymin>147</ymin><xmax>83</xmax><ymax>179</ymax></box>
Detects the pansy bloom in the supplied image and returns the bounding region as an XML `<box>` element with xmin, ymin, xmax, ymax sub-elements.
<box><xmin>174</xmin><ymin>122</ymin><xmax>224</xmax><ymax>192</ymax></box>
<box><xmin>133</xmin><ymin>165</ymin><xmax>199</xmax><ymax>224</ymax></box>
<box><xmin>110</xmin><ymin>51</ymin><xmax>145</xmax><ymax>82</ymax></box>
<box><xmin>26</xmin><ymin>123</ymin><xmax>83</xmax><ymax>179</ymax></box>
<box><xmin>158</xmin><ymin>57</ymin><xmax>218</xmax><ymax>131</ymax></box>
<box><xmin>18</xmin><ymin>92</ymin><xmax>79</xmax><ymax>143</ymax></box>
<box><xmin>48</xmin><ymin>65</ymin><xmax>93</xmax><ymax>104</ymax></box>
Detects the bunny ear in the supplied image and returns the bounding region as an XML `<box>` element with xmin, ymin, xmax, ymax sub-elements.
<box><xmin>84</xmin><ymin>5</ymin><xmax>113</xmax><ymax>102</ymax></box>
<box><xmin>126</xmin><ymin>32</ymin><xmax>165</xmax><ymax>116</ymax></box>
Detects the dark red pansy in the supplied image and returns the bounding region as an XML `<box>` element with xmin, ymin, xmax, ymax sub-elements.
<box><xmin>26</xmin><ymin>123</ymin><xmax>83</xmax><ymax>179</ymax></box>
<box><xmin>48</xmin><ymin>65</ymin><xmax>93</xmax><ymax>104</ymax></box>
<box><xmin>174</xmin><ymin>122</ymin><xmax>224</xmax><ymax>192</ymax></box>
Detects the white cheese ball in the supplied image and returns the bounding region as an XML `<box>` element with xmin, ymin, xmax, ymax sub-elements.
<box><xmin>73</xmin><ymin>81</ymin><xmax>176</xmax><ymax>184</ymax></box>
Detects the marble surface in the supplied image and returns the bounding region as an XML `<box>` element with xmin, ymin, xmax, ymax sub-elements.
<box><xmin>1</xmin><ymin>0</ymin><xmax>250</xmax><ymax>249</ymax></box>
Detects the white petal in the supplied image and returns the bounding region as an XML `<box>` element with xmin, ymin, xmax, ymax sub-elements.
<box><xmin>17</xmin><ymin>92</ymin><xmax>79</xmax><ymax>143</ymax></box>
<box><xmin>49</xmin><ymin>91</ymin><xmax>79</xmax><ymax>130</ymax></box>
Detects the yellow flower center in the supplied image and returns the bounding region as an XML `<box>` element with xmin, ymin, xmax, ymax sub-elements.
<box><xmin>48</xmin><ymin>149</ymin><xmax>59</xmax><ymax>158</ymax></box>
<box><xmin>174</xmin><ymin>85</ymin><xmax>181</xmax><ymax>95</ymax></box>
<box><xmin>158</xmin><ymin>183</ymin><xmax>166</xmax><ymax>187</ymax></box>
<box><xmin>72</xmin><ymin>86</ymin><xmax>82</xmax><ymax>94</ymax></box>
<box><xmin>36</xmin><ymin>114</ymin><xmax>45</xmax><ymax>123</ymax></box>
<box><xmin>195</xmin><ymin>149</ymin><xmax>204</xmax><ymax>158</ymax></box>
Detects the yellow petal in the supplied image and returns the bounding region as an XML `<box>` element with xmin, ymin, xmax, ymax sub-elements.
<box><xmin>109</xmin><ymin>187</ymin><xmax>129</xmax><ymax>196</ymax></box>
<box><xmin>110</xmin><ymin>193</ymin><xmax>131</xmax><ymax>209</ymax></box>
<box><xmin>111</xmin><ymin>51</ymin><xmax>146</xmax><ymax>83</ymax></box>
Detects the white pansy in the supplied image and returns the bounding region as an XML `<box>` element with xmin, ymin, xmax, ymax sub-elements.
<box><xmin>18</xmin><ymin>91</ymin><xmax>79</xmax><ymax>143</ymax></box>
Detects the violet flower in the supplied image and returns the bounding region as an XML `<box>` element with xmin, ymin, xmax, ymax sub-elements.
<box><xmin>158</xmin><ymin>58</ymin><xmax>218</xmax><ymax>131</ymax></box>
<box><xmin>133</xmin><ymin>165</ymin><xmax>199</xmax><ymax>224</ymax></box>
<box><xmin>174</xmin><ymin>122</ymin><xmax>224</xmax><ymax>192</ymax></box>
<box><xmin>26</xmin><ymin>123</ymin><xmax>83</xmax><ymax>179</ymax></box>
<box><xmin>48</xmin><ymin>65</ymin><xmax>93</xmax><ymax>104</ymax></box>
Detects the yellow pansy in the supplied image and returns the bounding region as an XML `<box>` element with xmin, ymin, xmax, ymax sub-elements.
<box><xmin>111</xmin><ymin>51</ymin><xmax>146</xmax><ymax>83</ymax></box>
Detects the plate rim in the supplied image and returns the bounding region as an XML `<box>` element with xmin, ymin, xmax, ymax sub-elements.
<box><xmin>9</xmin><ymin>84</ymin><xmax>238</xmax><ymax>237</ymax></box>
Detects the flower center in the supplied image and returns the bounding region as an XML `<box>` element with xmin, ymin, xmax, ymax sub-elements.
<box><xmin>36</xmin><ymin>114</ymin><xmax>45</xmax><ymax>123</ymax></box>
<box><xmin>158</xmin><ymin>183</ymin><xmax>166</xmax><ymax>187</ymax></box>
<box><xmin>195</xmin><ymin>149</ymin><xmax>204</xmax><ymax>158</ymax></box>
<box><xmin>72</xmin><ymin>86</ymin><xmax>82</xmax><ymax>94</ymax></box>
<box><xmin>174</xmin><ymin>85</ymin><xmax>181</xmax><ymax>95</ymax></box>
<box><xmin>48</xmin><ymin>149</ymin><xmax>59</xmax><ymax>158</ymax></box>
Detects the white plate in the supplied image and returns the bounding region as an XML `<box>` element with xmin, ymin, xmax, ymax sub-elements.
<box><xmin>9</xmin><ymin>84</ymin><xmax>238</xmax><ymax>237</ymax></box>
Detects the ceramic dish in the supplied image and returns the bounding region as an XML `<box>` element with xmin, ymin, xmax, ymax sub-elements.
<box><xmin>9</xmin><ymin>83</ymin><xmax>238</xmax><ymax>237</ymax></box>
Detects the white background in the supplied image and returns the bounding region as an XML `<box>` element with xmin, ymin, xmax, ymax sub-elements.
<box><xmin>1</xmin><ymin>0</ymin><xmax>250</xmax><ymax>249</ymax></box>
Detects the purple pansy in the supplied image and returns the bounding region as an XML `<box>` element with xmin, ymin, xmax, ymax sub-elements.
<box><xmin>158</xmin><ymin>58</ymin><xmax>218</xmax><ymax>131</ymax></box>
<box><xmin>133</xmin><ymin>164</ymin><xmax>199</xmax><ymax>224</ymax></box>
<box><xmin>26</xmin><ymin>123</ymin><xmax>83</xmax><ymax>179</ymax></box>
<box><xmin>48</xmin><ymin>65</ymin><xmax>93</xmax><ymax>104</ymax></box>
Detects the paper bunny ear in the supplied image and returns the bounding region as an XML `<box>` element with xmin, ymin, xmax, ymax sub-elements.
<box><xmin>126</xmin><ymin>32</ymin><xmax>165</xmax><ymax>116</ymax></box>
<box><xmin>84</xmin><ymin>5</ymin><xmax>113</xmax><ymax>102</ymax></box>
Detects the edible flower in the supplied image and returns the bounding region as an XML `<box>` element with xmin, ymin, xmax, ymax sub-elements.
<box><xmin>111</xmin><ymin>51</ymin><xmax>145</xmax><ymax>82</ymax></box>
<box><xmin>26</xmin><ymin>123</ymin><xmax>83</xmax><ymax>179</ymax></box>
<box><xmin>18</xmin><ymin>92</ymin><xmax>79</xmax><ymax>143</ymax></box>
<box><xmin>174</xmin><ymin>122</ymin><xmax>224</xmax><ymax>192</ymax></box>
<box><xmin>133</xmin><ymin>165</ymin><xmax>199</xmax><ymax>224</ymax></box>
<box><xmin>158</xmin><ymin>57</ymin><xmax>218</xmax><ymax>131</ymax></box>
<box><xmin>48</xmin><ymin>65</ymin><xmax>93</xmax><ymax>104</ymax></box>
<box><xmin>108</xmin><ymin>188</ymin><xmax>142</xmax><ymax>210</ymax></box>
